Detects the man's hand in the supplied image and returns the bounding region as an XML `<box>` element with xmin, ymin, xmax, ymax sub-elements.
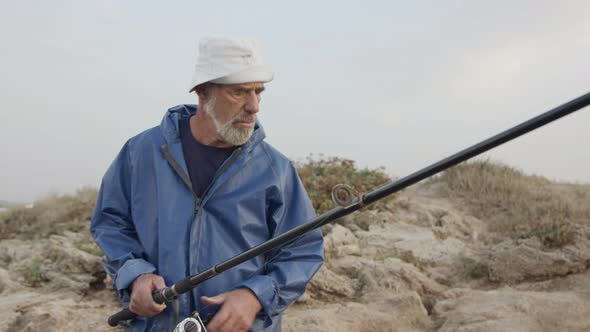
<box><xmin>129</xmin><ymin>273</ymin><xmax>167</xmax><ymax>317</ymax></box>
<box><xmin>201</xmin><ymin>288</ymin><xmax>262</xmax><ymax>332</ymax></box>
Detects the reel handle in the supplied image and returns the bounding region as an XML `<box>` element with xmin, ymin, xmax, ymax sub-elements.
<box><xmin>108</xmin><ymin>308</ymin><xmax>136</xmax><ymax>327</ymax></box>
<box><xmin>108</xmin><ymin>288</ymin><xmax>168</xmax><ymax>326</ymax></box>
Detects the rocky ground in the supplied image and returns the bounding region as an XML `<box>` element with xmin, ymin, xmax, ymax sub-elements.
<box><xmin>283</xmin><ymin>183</ymin><xmax>590</xmax><ymax>331</ymax></box>
<box><xmin>1</xmin><ymin>180</ymin><xmax>590</xmax><ymax>331</ymax></box>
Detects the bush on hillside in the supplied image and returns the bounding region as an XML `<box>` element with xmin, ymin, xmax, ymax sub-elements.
<box><xmin>296</xmin><ymin>156</ymin><xmax>396</xmax><ymax>215</ymax></box>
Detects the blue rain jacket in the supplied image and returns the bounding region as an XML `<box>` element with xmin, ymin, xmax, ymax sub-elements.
<box><xmin>90</xmin><ymin>105</ymin><xmax>324</xmax><ymax>331</ymax></box>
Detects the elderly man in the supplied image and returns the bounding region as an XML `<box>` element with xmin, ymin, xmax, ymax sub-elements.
<box><xmin>90</xmin><ymin>36</ymin><xmax>324</xmax><ymax>332</ymax></box>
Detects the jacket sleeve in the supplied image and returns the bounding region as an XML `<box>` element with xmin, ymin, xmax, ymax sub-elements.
<box><xmin>90</xmin><ymin>142</ymin><xmax>156</xmax><ymax>303</ymax></box>
<box><xmin>239</xmin><ymin>161</ymin><xmax>324</xmax><ymax>326</ymax></box>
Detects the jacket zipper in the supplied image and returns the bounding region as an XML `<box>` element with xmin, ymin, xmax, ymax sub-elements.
<box><xmin>195</xmin><ymin>146</ymin><xmax>243</xmax><ymax>212</ymax></box>
<box><xmin>190</xmin><ymin>146</ymin><xmax>243</xmax><ymax>313</ymax></box>
<box><xmin>161</xmin><ymin>140</ymin><xmax>246</xmax><ymax>315</ymax></box>
<box><xmin>161</xmin><ymin>144</ymin><xmax>244</xmax><ymax>214</ymax></box>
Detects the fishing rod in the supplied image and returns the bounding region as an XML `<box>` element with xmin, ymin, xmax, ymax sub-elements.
<box><xmin>108</xmin><ymin>91</ymin><xmax>590</xmax><ymax>327</ymax></box>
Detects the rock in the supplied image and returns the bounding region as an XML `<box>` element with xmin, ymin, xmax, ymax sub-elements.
<box><xmin>47</xmin><ymin>234</ymin><xmax>103</xmax><ymax>274</ymax></box>
<box><xmin>305</xmin><ymin>265</ymin><xmax>356</xmax><ymax>301</ymax></box>
<box><xmin>352</xmin><ymin>209</ymin><xmax>395</xmax><ymax>231</ymax></box>
<box><xmin>0</xmin><ymin>291</ymin><xmax>120</xmax><ymax>332</ymax></box>
<box><xmin>434</xmin><ymin>287</ymin><xmax>590</xmax><ymax>332</ymax></box>
<box><xmin>326</xmin><ymin>255</ymin><xmax>445</xmax><ymax>305</ymax></box>
<box><xmin>356</xmin><ymin>222</ymin><xmax>473</xmax><ymax>267</ymax></box>
<box><xmin>285</xmin><ymin>291</ymin><xmax>432</xmax><ymax>332</ymax></box>
<box><xmin>484</xmin><ymin>235</ymin><xmax>590</xmax><ymax>283</ymax></box>
<box><xmin>325</xmin><ymin>224</ymin><xmax>358</xmax><ymax>248</ymax></box>
<box><xmin>0</xmin><ymin>268</ymin><xmax>14</xmax><ymax>293</ymax></box>
<box><xmin>324</xmin><ymin>224</ymin><xmax>360</xmax><ymax>257</ymax></box>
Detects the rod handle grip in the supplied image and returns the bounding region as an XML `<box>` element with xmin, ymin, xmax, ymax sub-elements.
<box><xmin>108</xmin><ymin>308</ymin><xmax>137</xmax><ymax>327</ymax></box>
<box><xmin>107</xmin><ymin>288</ymin><xmax>167</xmax><ymax>326</ymax></box>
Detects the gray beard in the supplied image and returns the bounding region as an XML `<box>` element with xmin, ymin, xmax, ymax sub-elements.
<box><xmin>204</xmin><ymin>95</ymin><xmax>255</xmax><ymax>146</ymax></box>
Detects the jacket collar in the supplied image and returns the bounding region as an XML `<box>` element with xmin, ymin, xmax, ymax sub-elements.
<box><xmin>160</xmin><ymin>104</ymin><xmax>266</xmax><ymax>152</ymax></box>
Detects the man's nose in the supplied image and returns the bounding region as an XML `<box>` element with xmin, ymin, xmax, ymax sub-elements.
<box><xmin>243</xmin><ymin>92</ymin><xmax>260</xmax><ymax>113</ymax></box>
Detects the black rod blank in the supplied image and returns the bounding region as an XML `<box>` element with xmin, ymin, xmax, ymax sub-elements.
<box><xmin>108</xmin><ymin>91</ymin><xmax>590</xmax><ymax>327</ymax></box>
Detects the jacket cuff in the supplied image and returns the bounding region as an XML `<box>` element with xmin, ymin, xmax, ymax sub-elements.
<box><xmin>239</xmin><ymin>275</ymin><xmax>278</xmax><ymax>327</ymax></box>
<box><xmin>115</xmin><ymin>258</ymin><xmax>157</xmax><ymax>293</ymax></box>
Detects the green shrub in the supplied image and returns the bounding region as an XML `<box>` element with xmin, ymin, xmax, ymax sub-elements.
<box><xmin>22</xmin><ymin>258</ymin><xmax>45</xmax><ymax>287</ymax></box>
<box><xmin>296</xmin><ymin>156</ymin><xmax>395</xmax><ymax>215</ymax></box>
<box><xmin>468</xmin><ymin>261</ymin><xmax>490</xmax><ymax>279</ymax></box>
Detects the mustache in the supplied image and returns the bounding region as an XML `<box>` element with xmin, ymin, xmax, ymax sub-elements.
<box><xmin>232</xmin><ymin>114</ymin><xmax>256</xmax><ymax>124</ymax></box>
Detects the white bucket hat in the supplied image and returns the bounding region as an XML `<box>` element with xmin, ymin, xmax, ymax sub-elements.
<box><xmin>189</xmin><ymin>36</ymin><xmax>274</xmax><ymax>92</ymax></box>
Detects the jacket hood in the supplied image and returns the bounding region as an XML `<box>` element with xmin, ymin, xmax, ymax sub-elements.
<box><xmin>160</xmin><ymin>104</ymin><xmax>266</xmax><ymax>152</ymax></box>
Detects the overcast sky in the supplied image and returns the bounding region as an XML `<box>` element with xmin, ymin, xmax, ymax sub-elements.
<box><xmin>1</xmin><ymin>1</ymin><xmax>589</xmax><ymax>202</ymax></box>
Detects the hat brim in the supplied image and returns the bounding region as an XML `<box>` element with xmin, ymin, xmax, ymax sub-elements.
<box><xmin>189</xmin><ymin>65</ymin><xmax>273</xmax><ymax>92</ymax></box>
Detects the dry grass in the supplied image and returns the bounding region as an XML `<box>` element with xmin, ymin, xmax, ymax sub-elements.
<box><xmin>296</xmin><ymin>155</ymin><xmax>395</xmax><ymax>214</ymax></box>
<box><xmin>0</xmin><ymin>187</ymin><xmax>98</xmax><ymax>240</ymax></box>
<box><xmin>75</xmin><ymin>240</ymin><xmax>104</xmax><ymax>257</ymax></box>
<box><xmin>7</xmin><ymin>158</ymin><xmax>586</xmax><ymax>250</ymax></box>
<box><xmin>437</xmin><ymin>159</ymin><xmax>590</xmax><ymax>247</ymax></box>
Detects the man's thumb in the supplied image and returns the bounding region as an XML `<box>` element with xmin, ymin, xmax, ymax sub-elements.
<box><xmin>200</xmin><ymin>294</ymin><xmax>225</xmax><ymax>306</ymax></box>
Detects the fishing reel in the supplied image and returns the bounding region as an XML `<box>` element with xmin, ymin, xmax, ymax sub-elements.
<box><xmin>172</xmin><ymin>312</ymin><xmax>207</xmax><ymax>332</ymax></box>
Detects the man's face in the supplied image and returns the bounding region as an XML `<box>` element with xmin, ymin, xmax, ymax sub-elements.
<box><xmin>204</xmin><ymin>82</ymin><xmax>266</xmax><ymax>146</ymax></box>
